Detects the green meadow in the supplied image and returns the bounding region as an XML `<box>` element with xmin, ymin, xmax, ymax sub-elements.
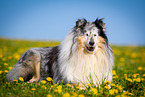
<box><xmin>0</xmin><ymin>38</ymin><xmax>145</xmax><ymax>97</ymax></box>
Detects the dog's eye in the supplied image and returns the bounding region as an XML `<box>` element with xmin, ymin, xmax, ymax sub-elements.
<box><xmin>86</xmin><ymin>34</ymin><xmax>89</xmax><ymax>36</ymax></box>
<box><xmin>94</xmin><ymin>34</ymin><xmax>96</xmax><ymax>36</ymax></box>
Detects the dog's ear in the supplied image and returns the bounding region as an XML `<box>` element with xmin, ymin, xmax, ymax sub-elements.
<box><xmin>94</xmin><ymin>18</ymin><xmax>105</xmax><ymax>31</ymax></box>
<box><xmin>76</xmin><ymin>18</ymin><xmax>87</xmax><ymax>28</ymax></box>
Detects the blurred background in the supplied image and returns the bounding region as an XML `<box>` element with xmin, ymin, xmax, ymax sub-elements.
<box><xmin>0</xmin><ymin>0</ymin><xmax>145</xmax><ymax>45</ymax></box>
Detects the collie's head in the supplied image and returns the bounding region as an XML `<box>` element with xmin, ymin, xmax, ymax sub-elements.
<box><xmin>73</xmin><ymin>18</ymin><xmax>108</xmax><ymax>54</ymax></box>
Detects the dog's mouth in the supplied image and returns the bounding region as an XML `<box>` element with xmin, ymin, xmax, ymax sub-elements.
<box><xmin>86</xmin><ymin>46</ymin><xmax>95</xmax><ymax>52</ymax></box>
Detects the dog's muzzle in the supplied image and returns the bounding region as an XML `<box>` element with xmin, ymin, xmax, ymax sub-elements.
<box><xmin>86</xmin><ymin>41</ymin><xmax>95</xmax><ymax>52</ymax></box>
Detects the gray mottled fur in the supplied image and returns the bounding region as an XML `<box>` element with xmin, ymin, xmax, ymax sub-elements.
<box><xmin>6</xmin><ymin>46</ymin><xmax>61</xmax><ymax>83</ymax></box>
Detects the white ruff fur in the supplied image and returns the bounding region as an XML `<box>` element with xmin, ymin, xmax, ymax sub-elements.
<box><xmin>58</xmin><ymin>31</ymin><xmax>114</xmax><ymax>85</ymax></box>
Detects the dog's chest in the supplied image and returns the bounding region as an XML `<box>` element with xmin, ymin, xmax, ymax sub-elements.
<box><xmin>66</xmin><ymin>53</ymin><xmax>108</xmax><ymax>84</ymax></box>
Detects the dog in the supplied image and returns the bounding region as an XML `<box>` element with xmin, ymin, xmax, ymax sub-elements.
<box><xmin>6</xmin><ymin>18</ymin><xmax>114</xmax><ymax>86</ymax></box>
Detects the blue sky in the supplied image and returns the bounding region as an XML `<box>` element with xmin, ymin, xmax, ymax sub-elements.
<box><xmin>0</xmin><ymin>0</ymin><xmax>145</xmax><ymax>45</ymax></box>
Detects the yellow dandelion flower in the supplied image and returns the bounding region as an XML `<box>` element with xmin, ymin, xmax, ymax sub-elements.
<box><xmin>127</xmin><ymin>78</ymin><xmax>133</xmax><ymax>82</ymax></box>
<box><xmin>133</xmin><ymin>79</ymin><xmax>137</xmax><ymax>82</ymax></box>
<box><xmin>87</xmin><ymin>83</ymin><xmax>92</xmax><ymax>87</ymax></box>
<box><xmin>54</xmin><ymin>89</ymin><xmax>58</xmax><ymax>92</ymax></box>
<box><xmin>120</xmin><ymin>57</ymin><xmax>125</xmax><ymax>62</ymax></box>
<box><xmin>2</xmin><ymin>58</ymin><xmax>6</xmax><ymax>61</ymax></box>
<box><xmin>128</xmin><ymin>93</ymin><xmax>133</xmax><ymax>95</ymax></box>
<box><xmin>8</xmin><ymin>56</ymin><xmax>12</xmax><ymax>60</ymax></box>
<box><xmin>57</xmin><ymin>85</ymin><xmax>62</xmax><ymax>90</ymax></box>
<box><xmin>0</xmin><ymin>54</ymin><xmax>3</xmax><ymax>58</ymax></box>
<box><xmin>76</xmin><ymin>86</ymin><xmax>81</xmax><ymax>90</ymax></box>
<box><xmin>113</xmin><ymin>76</ymin><xmax>117</xmax><ymax>79</ymax></box>
<box><xmin>78</xmin><ymin>94</ymin><xmax>85</xmax><ymax>97</ymax></box>
<box><xmin>54</xmin><ymin>85</ymin><xmax>62</xmax><ymax>93</ymax></box>
<box><xmin>4</xmin><ymin>63</ymin><xmax>8</xmax><ymax>66</ymax></box>
<box><xmin>113</xmin><ymin>89</ymin><xmax>118</xmax><ymax>94</ymax></box>
<box><xmin>109</xmin><ymin>89</ymin><xmax>118</xmax><ymax>94</ymax></box>
<box><xmin>124</xmin><ymin>74</ymin><xmax>127</xmax><ymax>79</ymax></box>
<box><xmin>116</xmin><ymin>84</ymin><xmax>119</xmax><ymax>87</ymax></box>
<box><xmin>4</xmin><ymin>70</ymin><xmax>8</xmax><ymax>73</ymax></box>
<box><xmin>31</xmin><ymin>88</ymin><xmax>36</xmax><ymax>91</ymax></box>
<box><xmin>14</xmin><ymin>54</ymin><xmax>20</xmax><ymax>60</ymax></box>
<box><xmin>62</xmin><ymin>93</ymin><xmax>70</xmax><ymax>97</ymax></box>
<box><xmin>115</xmin><ymin>95</ymin><xmax>121</xmax><ymax>97</ymax></box>
<box><xmin>116</xmin><ymin>75</ymin><xmax>119</xmax><ymax>78</ymax></box>
<box><xmin>117</xmin><ymin>85</ymin><xmax>123</xmax><ymax>90</ymax></box>
<box><xmin>104</xmin><ymin>80</ymin><xmax>111</xmax><ymax>85</ymax></box>
<box><xmin>47</xmin><ymin>94</ymin><xmax>53</xmax><ymax>97</ymax></box>
<box><xmin>112</xmin><ymin>70</ymin><xmax>116</xmax><ymax>75</ymax></box>
<box><xmin>136</xmin><ymin>73</ymin><xmax>139</xmax><ymax>76</ymax></box>
<box><xmin>133</xmin><ymin>78</ymin><xmax>141</xmax><ymax>82</ymax></box>
<box><xmin>66</xmin><ymin>83</ymin><xmax>72</xmax><ymax>87</ymax></box>
<box><xmin>29</xmin><ymin>90</ymin><xmax>33</xmax><ymax>94</ymax></box>
<box><xmin>138</xmin><ymin>67</ymin><xmax>143</xmax><ymax>70</ymax></box>
<box><xmin>109</xmin><ymin>89</ymin><xmax>115</xmax><ymax>95</ymax></box>
<box><xmin>0</xmin><ymin>70</ymin><xmax>3</xmax><ymax>74</ymax></box>
<box><xmin>136</xmin><ymin>78</ymin><xmax>141</xmax><ymax>82</ymax></box>
<box><xmin>41</xmin><ymin>80</ymin><xmax>47</xmax><ymax>84</ymax></box>
<box><xmin>46</xmin><ymin>77</ymin><xmax>52</xmax><ymax>81</ymax></box>
<box><xmin>104</xmin><ymin>86</ymin><xmax>110</xmax><ymax>89</ymax></box>
<box><xmin>54</xmin><ymin>84</ymin><xmax>57</xmax><ymax>86</ymax></box>
<box><xmin>111</xmin><ymin>84</ymin><xmax>115</xmax><ymax>87</ymax></box>
<box><xmin>71</xmin><ymin>92</ymin><xmax>78</xmax><ymax>97</ymax></box>
<box><xmin>91</xmin><ymin>88</ymin><xmax>98</xmax><ymax>94</ymax></box>
<box><xmin>51</xmin><ymin>85</ymin><xmax>54</xmax><ymax>88</ymax></box>
<box><xmin>132</xmin><ymin>74</ymin><xmax>137</xmax><ymax>78</ymax></box>
<box><xmin>143</xmin><ymin>74</ymin><xmax>145</xmax><ymax>77</ymax></box>
<box><xmin>131</xmin><ymin>53</ymin><xmax>137</xmax><ymax>58</ymax></box>
<box><xmin>123</xmin><ymin>92</ymin><xmax>134</xmax><ymax>96</ymax></box>
<box><xmin>13</xmin><ymin>79</ymin><xmax>18</xmax><ymax>82</ymax></box>
<box><xmin>8</xmin><ymin>66</ymin><xmax>12</xmax><ymax>70</ymax></box>
<box><xmin>19</xmin><ymin>77</ymin><xmax>24</xmax><ymax>81</ymax></box>
<box><xmin>41</xmin><ymin>86</ymin><xmax>47</xmax><ymax>90</ymax></box>
<box><xmin>57</xmin><ymin>89</ymin><xmax>62</xmax><ymax>93</ymax></box>
<box><xmin>106</xmin><ymin>81</ymin><xmax>111</xmax><ymax>84</ymax></box>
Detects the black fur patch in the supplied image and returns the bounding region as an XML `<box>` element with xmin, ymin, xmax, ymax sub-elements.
<box><xmin>39</xmin><ymin>46</ymin><xmax>59</xmax><ymax>80</ymax></box>
<box><xmin>94</xmin><ymin>18</ymin><xmax>108</xmax><ymax>44</ymax></box>
<box><xmin>46</xmin><ymin>46</ymin><xmax>59</xmax><ymax>78</ymax></box>
<box><xmin>76</xmin><ymin>18</ymin><xmax>87</xmax><ymax>29</ymax></box>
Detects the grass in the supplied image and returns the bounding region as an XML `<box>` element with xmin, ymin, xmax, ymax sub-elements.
<box><xmin>0</xmin><ymin>38</ymin><xmax>145</xmax><ymax>97</ymax></box>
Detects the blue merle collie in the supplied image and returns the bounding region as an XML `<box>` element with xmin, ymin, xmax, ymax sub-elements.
<box><xmin>6</xmin><ymin>18</ymin><xmax>114</xmax><ymax>86</ymax></box>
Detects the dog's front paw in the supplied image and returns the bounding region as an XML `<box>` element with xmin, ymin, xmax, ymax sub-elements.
<box><xmin>27</xmin><ymin>77</ymin><xmax>39</xmax><ymax>83</ymax></box>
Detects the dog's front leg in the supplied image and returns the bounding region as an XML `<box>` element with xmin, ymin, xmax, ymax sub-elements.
<box><xmin>28</xmin><ymin>62</ymin><xmax>40</xmax><ymax>83</ymax></box>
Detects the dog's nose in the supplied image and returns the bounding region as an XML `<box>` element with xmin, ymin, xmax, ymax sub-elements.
<box><xmin>89</xmin><ymin>41</ymin><xmax>95</xmax><ymax>46</ymax></box>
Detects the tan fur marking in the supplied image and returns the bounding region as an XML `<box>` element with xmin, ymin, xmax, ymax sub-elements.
<box><xmin>97</xmin><ymin>36</ymin><xmax>106</xmax><ymax>49</ymax></box>
<box><xmin>28</xmin><ymin>62</ymin><xmax>40</xmax><ymax>83</ymax></box>
<box><xmin>77</xmin><ymin>36</ymin><xmax>85</xmax><ymax>51</ymax></box>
